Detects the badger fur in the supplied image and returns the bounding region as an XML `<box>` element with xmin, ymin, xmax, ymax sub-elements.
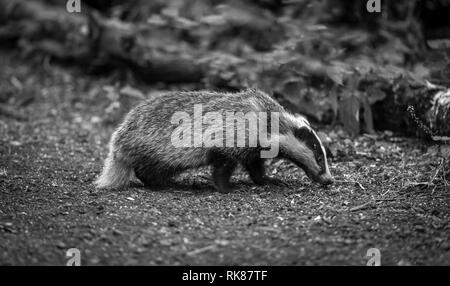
<box><xmin>95</xmin><ymin>89</ymin><xmax>333</xmax><ymax>193</ymax></box>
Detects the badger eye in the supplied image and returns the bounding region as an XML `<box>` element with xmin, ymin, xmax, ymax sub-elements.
<box><xmin>317</xmin><ymin>155</ymin><xmax>323</xmax><ymax>164</ymax></box>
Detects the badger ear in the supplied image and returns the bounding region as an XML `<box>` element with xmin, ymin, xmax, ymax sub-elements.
<box><xmin>315</xmin><ymin>131</ymin><xmax>333</xmax><ymax>159</ymax></box>
<box><xmin>294</xmin><ymin>113</ymin><xmax>310</xmax><ymax>127</ymax></box>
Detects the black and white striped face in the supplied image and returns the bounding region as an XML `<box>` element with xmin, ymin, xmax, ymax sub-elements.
<box><xmin>280</xmin><ymin>114</ymin><xmax>333</xmax><ymax>185</ymax></box>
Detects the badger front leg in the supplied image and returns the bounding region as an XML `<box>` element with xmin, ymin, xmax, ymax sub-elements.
<box><xmin>209</xmin><ymin>153</ymin><xmax>237</xmax><ymax>193</ymax></box>
<box><xmin>243</xmin><ymin>157</ymin><xmax>288</xmax><ymax>187</ymax></box>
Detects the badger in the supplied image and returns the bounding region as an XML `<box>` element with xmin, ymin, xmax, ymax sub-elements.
<box><xmin>95</xmin><ymin>89</ymin><xmax>333</xmax><ymax>193</ymax></box>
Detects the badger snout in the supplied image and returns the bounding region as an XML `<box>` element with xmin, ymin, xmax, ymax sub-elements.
<box><xmin>306</xmin><ymin>170</ymin><xmax>333</xmax><ymax>186</ymax></box>
<box><xmin>304</xmin><ymin>169</ymin><xmax>333</xmax><ymax>186</ymax></box>
<box><xmin>316</xmin><ymin>172</ymin><xmax>334</xmax><ymax>186</ymax></box>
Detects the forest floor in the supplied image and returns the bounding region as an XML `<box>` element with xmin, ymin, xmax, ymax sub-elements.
<box><xmin>0</xmin><ymin>50</ymin><xmax>449</xmax><ymax>265</ymax></box>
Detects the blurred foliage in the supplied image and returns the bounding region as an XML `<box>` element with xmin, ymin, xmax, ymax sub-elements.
<box><xmin>4</xmin><ymin>0</ymin><xmax>450</xmax><ymax>136</ymax></box>
<box><xmin>100</xmin><ymin>0</ymin><xmax>433</xmax><ymax>135</ymax></box>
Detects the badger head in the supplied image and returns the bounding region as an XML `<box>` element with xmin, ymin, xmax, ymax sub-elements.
<box><xmin>278</xmin><ymin>114</ymin><xmax>333</xmax><ymax>186</ymax></box>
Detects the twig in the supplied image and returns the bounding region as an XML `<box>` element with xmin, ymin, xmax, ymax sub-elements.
<box><xmin>405</xmin><ymin>181</ymin><xmax>432</xmax><ymax>187</ymax></box>
<box><xmin>187</xmin><ymin>245</ymin><xmax>216</xmax><ymax>256</ymax></box>
<box><xmin>428</xmin><ymin>158</ymin><xmax>443</xmax><ymax>187</ymax></box>
<box><xmin>256</xmin><ymin>226</ymin><xmax>281</xmax><ymax>233</ymax></box>
<box><xmin>381</xmin><ymin>189</ymin><xmax>391</xmax><ymax>197</ymax></box>
<box><xmin>334</xmin><ymin>179</ymin><xmax>366</xmax><ymax>191</ymax></box>
<box><xmin>375</xmin><ymin>198</ymin><xmax>398</xmax><ymax>202</ymax></box>
<box><xmin>443</xmin><ymin>159</ymin><xmax>448</xmax><ymax>187</ymax></box>
<box><xmin>350</xmin><ymin>201</ymin><xmax>375</xmax><ymax>212</ymax></box>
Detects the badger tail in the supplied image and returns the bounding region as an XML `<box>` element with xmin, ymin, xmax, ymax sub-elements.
<box><xmin>94</xmin><ymin>151</ymin><xmax>132</xmax><ymax>190</ymax></box>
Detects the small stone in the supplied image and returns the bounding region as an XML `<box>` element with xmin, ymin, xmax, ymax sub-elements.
<box><xmin>56</xmin><ymin>241</ymin><xmax>66</xmax><ymax>249</ymax></box>
<box><xmin>10</xmin><ymin>141</ymin><xmax>22</xmax><ymax>146</ymax></box>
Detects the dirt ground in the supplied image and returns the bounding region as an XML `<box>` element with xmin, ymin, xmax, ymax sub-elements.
<box><xmin>0</xmin><ymin>51</ymin><xmax>449</xmax><ymax>266</ymax></box>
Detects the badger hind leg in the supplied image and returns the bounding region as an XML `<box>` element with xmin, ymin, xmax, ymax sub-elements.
<box><xmin>208</xmin><ymin>152</ymin><xmax>237</xmax><ymax>193</ymax></box>
<box><xmin>95</xmin><ymin>151</ymin><xmax>133</xmax><ymax>190</ymax></box>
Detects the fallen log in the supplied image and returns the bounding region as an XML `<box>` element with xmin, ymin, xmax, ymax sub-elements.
<box><xmin>373</xmin><ymin>80</ymin><xmax>450</xmax><ymax>140</ymax></box>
